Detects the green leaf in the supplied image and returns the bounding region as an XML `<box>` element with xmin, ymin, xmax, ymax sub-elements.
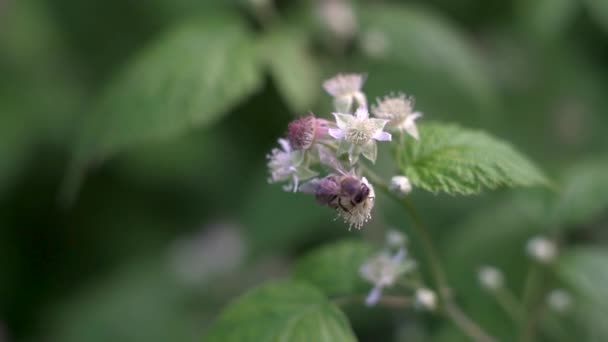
<box><xmin>205</xmin><ymin>280</ymin><xmax>357</xmax><ymax>342</ymax></box>
<box><xmin>551</xmin><ymin>160</ymin><xmax>608</xmax><ymax>228</ymax></box>
<box><xmin>73</xmin><ymin>14</ymin><xmax>262</xmax><ymax>166</ymax></box>
<box><xmin>359</xmin><ymin>4</ymin><xmax>495</xmax><ymax>108</ymax></box>
<box><xmin>399</xmin><ymin>122</ymin><xmax>549</xmax><ymax>195</ymax></box>
<box><xmin>517</xmin><ymin>0</ymin><xmax>579</xmax><ymax>41</ymax></box>
<box><xmin>261</xmin><ymin>27</ymin><xmax>320</xmax><ymax>114</ymax></box>
<box><xmin>585</xmin><ymin>0</ymin><xmax>608</xmax><ymax>34</ymax></box>
<box><xmin>556</xmin><ymin>248</ymin><xmax>608</xmax><ymax>340</ymax></box>
<box><xmin>294</xmin><ymin>240</ymin><xmax>375</xmax><ymax>297</ymax></box>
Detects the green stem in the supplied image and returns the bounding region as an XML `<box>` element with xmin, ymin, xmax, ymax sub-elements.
<box><xmin>363</xmin><ymin>166</ymin><xmax>496</xmax><ymax>342</ymax></box>
<box><xmin>493</xmin><ymin>288</ymin><xmax>524</xmax><ymax>325</ymax></box>
<box><xmin>519</xmin><ymin>263</ymin><xmax>545</xmax><ymax>342</ymax></box>
<box><xmin>332</xmin><ymin>294</ymin><xmax>411</xmax><ymax>309</ymax></box>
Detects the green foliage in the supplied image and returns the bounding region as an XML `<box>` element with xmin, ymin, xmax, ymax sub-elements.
<box><xmin>205</xmin><ymin>280</ymin><xmax>356</xmax><ymax>342</ymax></box>
<box><xmin>72</xmin><ymin>14</ymin><xmax>262</xmax><ymax>167</ymax></box>
<box><xmin>585</xmin><ymin>0</ymin><xmax>608</xmax><ymax>33</ymax></box>
<box><xmin>261</xmin><ymin>27</ymin><xmax>321</xmax><ymax>114</ymax></box>
<box><xmin>398</xmin><ymin>122</ymin><xmax>549</xmax><ymax>195</ymax></box>
<box><xmin>551</xmin><ymin>160</ymin><xmax>608</xmax><ymax>228</ymax></box>
<box><xmin>517</xmin><ymin>0</ymin><xmax>579</xmax><ymax>41</ymax></box>
<box><xmin>294</xmin><ymin>240</ymin><xmax>375</xmax><ymax>297</ymax></box>
<box><xmin>359</xmin><ymin>4</ymin><xmax>495</xmax><ymax>108</ymax></box>
<box><xmin>557</xmin><ymin>247</ymin><xmax>608</xmax><ymax>340</ymax></box>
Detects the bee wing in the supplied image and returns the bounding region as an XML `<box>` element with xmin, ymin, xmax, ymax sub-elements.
<box><xmin>299</xmin><ymin>178</ymin><xmax>321</xmax><ymax>194</ymax></box>
<box><xmin>317</xmin><ymin>145</ymin><xmax>347</xmax><ymax>175</ymax></box>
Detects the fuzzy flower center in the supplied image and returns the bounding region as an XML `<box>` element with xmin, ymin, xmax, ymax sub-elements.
<box><xmin>345</xmin><ymin>120</ymin><xmax>375</xmax><ymax>145</ymax></box>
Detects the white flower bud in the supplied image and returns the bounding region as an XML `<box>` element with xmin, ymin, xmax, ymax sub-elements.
<box><xmin>386</xmin><ymin>229</ymin><xmax>407</xmax><ymax>249</ymax></box>
<box><xmin>389</xmin><ymin>175</ymin><xmax>412</xmax><ymax>197</ymax></box>
<box><xmin>526</xmin><ymin>236</ymin><xmax>557</xmax><ymax>264</ymax></box>
<box><xmin>415</xmin><ymin>288</ymin><xmax>437</xmax><ymax>311</ymax></box>
<box><xmin>547</xmin><ymin>289</ymin><xmax>572</xmax><ymax>313</ymax></box>
<box><xmin>478</xmin><ymin>266</ymin><xmax>504</xmax><ymax>291</ymax></box>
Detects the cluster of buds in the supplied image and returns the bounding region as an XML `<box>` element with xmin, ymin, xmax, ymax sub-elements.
<box><xmin>266</xmin><ymin>73</ymin><xmax>422</xmax><ymax>229</ymax></box>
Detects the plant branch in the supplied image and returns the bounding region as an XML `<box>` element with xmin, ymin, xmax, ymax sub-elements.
<box><xmin>332</xmin><ymin>294</ymin><xmax>411</xmax><ymax>309</ymax></box>
<box><xmin>362</xmin><ymin>166</ymin><xmax>496</xmax><ymax>342</ymax></box>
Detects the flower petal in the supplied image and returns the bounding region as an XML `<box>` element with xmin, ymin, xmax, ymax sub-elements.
<box><xmin>365</xmin><ymin>285</ymin><xmax>383</xmax><ymax>306</ymax></box>
<box><xmin>354</xmin><ymin>106</ymin><xmax>369</xmax><ymax>119</ymax></box>
<box><xmin>328</xmin><ymin>128</ymin><xmax>345</xmax><ymax>140</ymax></box>
<box><xmin>373</xmin><ymin>131</ymin><xmax>392</xmax><ymax>141</ymax></box>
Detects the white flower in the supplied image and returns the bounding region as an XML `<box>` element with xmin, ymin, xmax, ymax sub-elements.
<box><xmin>526</xmin><ymin>236</ymin><xmax>557</xmax><ymax>264</ymax></box>
<box><xmin>386</xmin><ymin>229</ymin><xmax>407</xmax><ymax>249</ymax></box>
<box><xmin>337</xmin><ymin>176</ymin><xmax>376</xmax><ymax>230</ymax></box>
<box><xmin>316</xmin><ymin>0</ymin><xmax>357</xmax><ymax>41</ymax></box>
<box><xmin>360</xmin><ymin>248</ymin><xmax>407</xmax><ymax>306</ymax></box>
<box><xmin>323</xmin><ymin>73</ymin><xmax>367</xmax><ymax>112</ymax></box>
<box><xmin>389</xmin><ymin>175</ymin><xmax>412</xmax><ymax>197</ymax></box>
<box><xmin>547</xmin><ymin>289</ymin><xmax>571</xmax><ymax>313</ymax></box>
<box><xmin>267</xmin><ymin>138</ymin><xmax>318</xmax><ymax>192</ymax></box>
<box><xmin>415</xmin><ymin>288</ymin><xmax>437</xmax><ymax>311</ymax></box>
<box><xmin>478</xmin><ymin>266</ymin><xmax>504</xmax><ymax>291</ymax></box>
<box><xmin>371</xmin><ymin>94</ymin><xmax>422</xmax><ymax>139</ymax></box>
<box><xmin>329</xmin><ymin>107</ymin><xmax>391</xmax><ymax>164</ymax></box>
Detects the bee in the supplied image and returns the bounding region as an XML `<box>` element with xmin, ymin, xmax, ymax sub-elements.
<box><xmin>300</xmin><ymin>146</ymin><xmax>375</xmax><ymax>229</ymax></box>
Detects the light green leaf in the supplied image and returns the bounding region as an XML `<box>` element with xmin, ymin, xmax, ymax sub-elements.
<box><xmin>73</xmin><ymin>14</ymin><xmax>262</xmax><ymax>167</ymax></box>
<box><xmin>556</xmin><ymin>248</ymin><xmax>608</xmax><ymax>341</ymax></box>
<box><xmin>359</xmin><ymin>4</ymin><xmax>495</xmax><ymax>108</ymax></box>
<box><xmin>294</xmin><ymin>240</ymin><xmax>375</xmax><ymax>297</ymax></box>
<box><xmin>205</xmin><ymin>280</ymin><xmax>357</xmax><ymax>342</ymax></box>
<box><xmin>261</xmin><ymin>27</ymin><xmax>320</xmax><ymax>114</ymax></box>
<box><xmin>551</xmin><ymin>160</ymin><xmax>608</xmax><ymax>228</ymax></box>
<box><xmin>399</xmin><ymin>122</ymin><xmax>549</xmax><ymax>195</ymax></box>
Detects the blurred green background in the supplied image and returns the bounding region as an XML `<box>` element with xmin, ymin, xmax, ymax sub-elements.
<box><xmin>1</xmin><ymin>0</ymin><xmax>607</xmax><ymax>341</ymax></box>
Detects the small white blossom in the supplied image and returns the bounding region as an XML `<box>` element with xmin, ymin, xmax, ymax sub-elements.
<box><xmin>478</xmin><ymin>266</ymin><xmax>504</xmax><ymax>291</ymax></box>
<box><xmin>329</xmin><ymin>107</ymin><xmax>391</xmax><ymax>164</ymax></box>
<box><xmin>389</xmin><ymin>175</ymin><xmax>412</xmax><ymax>197</ymax></box>
<box><xmin>415</xmin><ymin>288</ymin><xmax>437</xmax><ymax>311</ymax></box>
<box><xmin>316</xmin><ymin>0</ymin><xmax>357</xmax><ymax>41</ymax></box>
<box><xmin>547</xmin><ymin>289</ymin><xmax>572</xmax><ymax>313</ymax></box>
<box><xmin>267</xmin><ymin>138</ymin><xmax>317</xmax><ymax>192</ymax></box>
<box><xmin>360</xmin><ymin>248</ymin><xmax>407</xmax><ymax>306</ymax></box>
<box><xmin>372</xmin><ymin>94</ymin><xmax>422</xmax><ymax>139</ymax></box>
<box><xmin>323</xmin><ymin>73</ymin><xmax>367</xmax><ymax>112</ymax></box>
<box><xmin>386</xmin><ymin>229</ymin><xmax>407</xmax><ymax>249</ymax></box>
<box><xmin>526</xmin><ymin>235</ymin><xmax>557</xmax><ymax>264</ymax></box>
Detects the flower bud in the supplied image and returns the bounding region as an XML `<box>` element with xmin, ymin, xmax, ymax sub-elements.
<box><xmin>386</xmin><ymin>229</ymin><xmax>407</xmax><ymax>249</ymax></box>
<box><xmin>526</xmin><ymin>236</ymin><xmax>557</xmax><ymax>264</ymax></box>
<box><xmin>415</xmin><ymin>288</ymin><xmax>437</xmax><ymax>311</ymax></box>
<box><xmin>478</xmin><ymin>266</ymin><xmax>504</xmax><ymax>291</ymax></box>
<box><xmin>547</xmin><ymin>289</ymin><xmax>572</xmax><ymax>313</ymax></box>
<box><xmin>389</xmin><ymin>175</ymin><xmax>412</xmax><ymax>197</ymax></box>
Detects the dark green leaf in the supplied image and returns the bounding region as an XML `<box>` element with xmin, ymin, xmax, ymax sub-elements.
<box><xmin>585</xmin><ymin>0</ymin><xmax>608</xmax><ymax>34</ymax></box>
<box><xmin>399</xmin><ymin>122</ymin><xmax>549</xmax><ymax>195</ymax></box>
<box><xmin>294</xmin><ymin>240</ymin><xmax>375</xmax><ymax>297</ymax></box>
<box><xmin>205</xmin><ymin>280</ymin><xmax>356</xmax><ymax>342</ymax></box>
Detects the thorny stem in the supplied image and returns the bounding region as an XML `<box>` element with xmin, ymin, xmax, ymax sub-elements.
<box><xmin>332</xmin><ymin>294</ymin><xmax>411</xmax><ymax>309</ymax></box>
<box><xmin>362</xmin><ymin>166</ymin><xmax>496</xmax><ymax>342</ymax></box>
